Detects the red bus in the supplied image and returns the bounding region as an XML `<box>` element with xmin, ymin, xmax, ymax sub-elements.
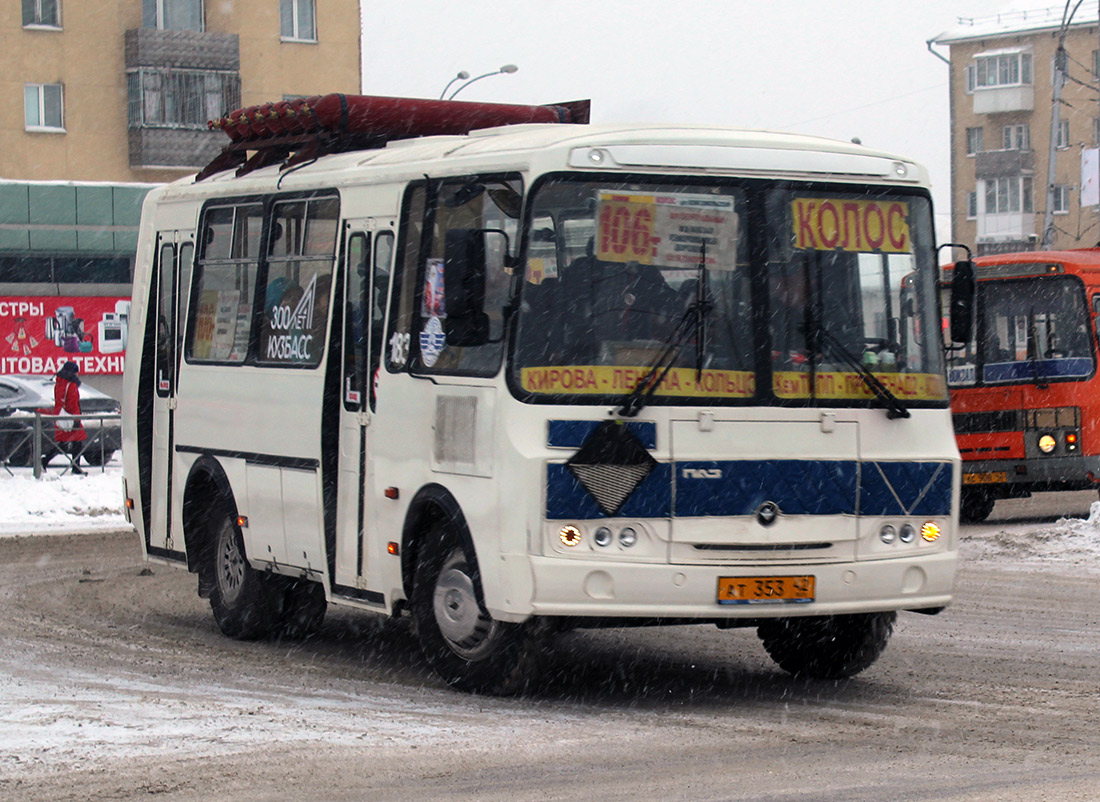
<box><xmin>945</xmin><ymin>248</ymin><xmax>1100</xmax><ymax>522</ymax></box>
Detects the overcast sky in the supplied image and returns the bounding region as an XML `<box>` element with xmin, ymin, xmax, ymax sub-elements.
<box><xmin>360</xmin><ymin>1</ymin><xmax>1038</xmax><ymax>241</ymax></box>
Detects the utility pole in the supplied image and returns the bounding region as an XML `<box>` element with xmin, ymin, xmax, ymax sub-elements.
<box><xmin>1042</xmin><ymin>1</ymin><xmax>1084</xmax><ymax>248</ymax></box>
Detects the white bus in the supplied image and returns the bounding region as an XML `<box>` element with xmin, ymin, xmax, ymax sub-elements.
<box><xmin>122</xmin><ymin>94</ymin><xmax>962</xmax><ymax>694</ymax></box>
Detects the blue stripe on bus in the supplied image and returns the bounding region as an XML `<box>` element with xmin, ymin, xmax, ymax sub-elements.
<box><xmin>983</xmin><ymin>357</ymin><xmax>1092</xmax><ymax>383</ymax></box>
<box><xmin>546</xmin><ymin>462</ymin><xmax>672</xmax><ymax>519</ymax></box>
<box><xmin>545</xmin><ymin>460</ymin><xmax>953</xmax><ymax>519</ymax></box>
<box><xmin>546</xmin><ymin>420</ymin><xmax>657</xmax><ymax>449</ymax></box>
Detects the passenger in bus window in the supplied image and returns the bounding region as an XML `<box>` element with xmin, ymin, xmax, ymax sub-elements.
<box><xmin>770</xmin><ymin>266</ymin><xmax>812</xmax><ymax>367</ymax></box>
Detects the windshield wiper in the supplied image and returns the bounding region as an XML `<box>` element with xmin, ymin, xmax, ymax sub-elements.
<box><xmin>813</xmin><ymin>325</ymin><xmax>910</xmax><ymax>420</ymax></box>
<box><xmin>618</xmin><ymin>250</ymin><xmax>713</xmax><ymax>418</ymax></box>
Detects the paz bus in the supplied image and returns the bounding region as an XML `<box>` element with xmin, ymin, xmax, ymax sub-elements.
<box><xmin>121</xmin><ymin>93</ymin><xmax>964</xmax><ymax>694</ymax></box>
<box><xmin>945</xmin><ymin>248</ymin><xmax>1100</xmax><ymax>523</ymax></box>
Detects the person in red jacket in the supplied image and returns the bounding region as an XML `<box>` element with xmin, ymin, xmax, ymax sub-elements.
<box><xmin>50</xmin><ymin>360</ymin><xmax>87</xmax><ymax>474</ymax></box>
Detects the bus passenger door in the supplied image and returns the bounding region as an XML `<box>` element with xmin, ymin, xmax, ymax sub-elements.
<box><xmin>149</xmin><ymin>231</ymin><xmax>195</xmax><ymax>557</ymax></box>
<box><xmin>334</xmin><ymin>221</ymin><xmax>394</xmax><ymax>590</ymax></box>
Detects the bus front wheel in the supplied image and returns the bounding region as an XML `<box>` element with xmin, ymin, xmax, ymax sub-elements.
<box><xmin>411</xmin><ymin>526</ymin><xmax>539</xmax><ymax>695</ymax></box>
<box><xmin>208</xmin><ymin>511</ymin><xmax>278</xmax><ymax>640</ymax></box>
<box><xmin>757</xmin><ymin>612</ymin><xmax>895</xmax><ymax>680</ymax></box>
<box><xmin>959</xmin><ymin>489</ymin><xmax>996</xmax><ymax>524</ymax></box>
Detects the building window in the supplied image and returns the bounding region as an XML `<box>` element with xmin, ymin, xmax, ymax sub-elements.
<box><xmin>22</xmin><ymin>0</ymin><xmax>60</xmax><ymax>27</ymax></box>
<box><xmin>1056</xmin><ymin>119</ymin><xmax>1070</xmax><ymax>149</ymax></box>
<box><xmin>1053</xmin><ymin>185</ymin><xmax>1070</xmax><ymax>214</ymax></box>
<box><xmin>965</xmin><ymin>64</ymin><xmax>976</xmax><ymax>93</ymax></box>
<box><xmin>967</xmin><ymin>191</ymin><xmax>978</xmax><ymax>220</ymax></box>
<box><xmin>143</xmin><ymin>0</ymin><xmax>203</xmax><ymax>31</ymax></box>
<box><xmin>973</xmin><ymin>52</ymin><xmax>1032</xmax><ymax>88</ymax></box>
<box><xmin>24</xmin><ymin>83</ymin><xmax>64</xmax><ymax>131</ymax></box>
<box><xmin>127</xmin><ymin>68</ymin><xmax>240</xmax><ymax>129</ymax></box>
<box><xmin>981</xmin><ymin>176</ymin><xmax>1033</xmax><ymax>214</ymax></box>
<box><xmin>1002</xmin><ymin>124</ymin><xmax>1029</xmax><ymax>151</ymax></box>
<box><xmin>966</xmin><ymin>126</ymin><xmax>984</xmax><ymax>155</ymax></box>
<box><xmin>280</xmin><ymin>0</ymin><xmax>316</xmax><ymax>41</ymax></box>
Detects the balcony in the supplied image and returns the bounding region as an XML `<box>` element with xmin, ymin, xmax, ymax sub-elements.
<box><xmin>975</xmin><ymin>149</ymin><xmax>1034</xmax><ymax>179</ymax></box>
<box><xmin>977</xmin><ymin>212</ymin><xmax>1035</xmax><ymax>244</ymax></box>
<box><xmin>972</xmin><ymin>85</ymin><xmax>1034</xmax><ymax>115</ymax></box>
<box><xmin>125</xmin><ymin>28</ymin><xmax>239</xmax><ymax>71</ymax></box>
<box><xmin>125</xmin><ymin>28</ymin><xmax>240</xmax><ymax>170</ymax></box>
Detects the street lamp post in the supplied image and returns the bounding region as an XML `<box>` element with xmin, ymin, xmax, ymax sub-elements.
<box><xmin>447</xmin><ymin>64</ymin><xmax>518</xmax><ymax>100</ymax></box>
<box><xmin>439</xmin><ymin>71</ymin><xmax>470</xmax><ymax>100</ymax></box>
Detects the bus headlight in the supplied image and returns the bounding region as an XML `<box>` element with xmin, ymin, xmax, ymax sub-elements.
<box><xmin>899</xmin><ymin>524</ymin><xmax>916</xmax><ymax>543</ymax></box>
<box><xmin>879</xmin><ymin>524</ymin><xmax>897</xmax><ymax>544</ymax></box>
<box><xmin>619</xmin><ymin>527</ymin><xmax>638</xmax><ymax>547</ymax></box>
<box><xmin>593</xmin><ymin>526</ymin><xmax>613</xmax><ymax>547</ymax></box>
<box><xmin>1038</xmin><ymin>434</ymin><xmax>1057</xmax><ymax>453</ymax></box>
<box><xmin>559</xmin><ymin>525</ymin><xmax>582</xmax><ymax>547</ymax></box>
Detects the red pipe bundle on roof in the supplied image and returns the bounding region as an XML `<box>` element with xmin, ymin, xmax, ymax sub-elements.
<box><xmin>209</xmin><ymin>93</ymin><xmax>587</xmax><ymax>145</ymax></box>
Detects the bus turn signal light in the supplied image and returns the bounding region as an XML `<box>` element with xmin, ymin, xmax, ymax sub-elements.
<box><xmin>559</xmin><ymin>525</ymin><xmax>582</xmax><ymax>547</ymax></box>
<box><xmin>921</xmin><ymin>522</ymin><xmax>941</xmax><ymax>542</ymax></box>
<box><xmin>1066</xmin><ymin>432</ymin><xmax>1078</xmax><ymax>451</ymax></box>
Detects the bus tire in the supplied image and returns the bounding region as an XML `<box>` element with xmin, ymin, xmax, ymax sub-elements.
<box><xmin>959</xmin><ymin>489</ymin><xmax>995</xmax><ymax>524</ymax></box>
<box><xmin>208</xmin><ymin>510</ymin><xmax>278</xmax><ymax>640</ymax></box>
<box><xmin>757</xmin><ymin>611</ymin><xmax>895</xmax><ymax>680</ymax></box>
<box><xmin>411</xmin><ymin>525</ymin><xmax>539</xmax><ymax>695</ymax></box>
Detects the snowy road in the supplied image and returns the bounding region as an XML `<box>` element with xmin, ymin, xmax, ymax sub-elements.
<box><xmin>0</xmin><ymin>485</ymin><xmax>1098</xmax><ymax>800</ymax></box>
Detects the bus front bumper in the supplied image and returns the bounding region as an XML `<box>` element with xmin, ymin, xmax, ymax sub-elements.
<box><xmin>495</xmin><ymin>551</ymin><xmax>957</xmax><ymax>622</ymax></box>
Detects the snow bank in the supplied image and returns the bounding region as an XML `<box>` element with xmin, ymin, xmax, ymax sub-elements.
<box><xmin>963</xmin><ymin>501</ymin><xmax>1100</xmax><ymax>573</ymax></box>
<box><xmin>0</xmin><ymin>466</ymin><xmax>129</xmax><ymax>537</ymax></box>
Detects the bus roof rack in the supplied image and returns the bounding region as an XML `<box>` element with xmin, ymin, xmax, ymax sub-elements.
<box><xmin>197</xmin><ymin>93</ymin><xmax>592</xmax><ymax>182</ymax></box>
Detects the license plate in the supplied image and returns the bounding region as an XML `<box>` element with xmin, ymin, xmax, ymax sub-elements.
<box><xmin>717</xmin><ymin>575</ymin><xmax>815</xmax><ymax>605</ymax></box>
<box><xmin>963</xmin><ymin>471</ymin><xmax>1007</xmax><ymax>485</ymax></box>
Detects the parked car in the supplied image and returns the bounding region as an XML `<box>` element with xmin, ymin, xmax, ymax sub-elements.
<box><xmin>0</xmin><ymin>375</ymin><xmax>121</xmax><ymax>467</ymax></box>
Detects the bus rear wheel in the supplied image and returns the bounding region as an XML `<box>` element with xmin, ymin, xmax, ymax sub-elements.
<box><xmin>208</xmin><ymin>511</ymin><xmax>279</xmax><ymax>640</ymax></box>
<box><xmin>411</xmin><ymin>528</ymin><xmax>539</xmax><ymax>695</ymax></box>
<box><xmin>757</xmin><ymin>612</ymin><xmax>895</xmax><ymax>680</ymax></box>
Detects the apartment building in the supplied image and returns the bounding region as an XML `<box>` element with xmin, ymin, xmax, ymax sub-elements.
<box><xmin>932</xmin><ymin>7</ymin><xmax>1100</xmax><ymax>255</ymax></box>
<box><xmin>0</xmin><ymin>0</ymin><xmax>360</xmax><ymax>393</ymax></box>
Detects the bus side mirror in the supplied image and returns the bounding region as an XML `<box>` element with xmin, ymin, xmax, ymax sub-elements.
<box><xmin>949</xmin><ymin>259</ymin><xmax>976</xmax><ymax>344</ymax></box>
<box><xmin>443</xmin><ymin>228</ymin><xmax>490</xmax><ymax>347</ymax></box>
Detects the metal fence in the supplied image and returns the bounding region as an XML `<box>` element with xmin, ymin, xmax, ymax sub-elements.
<box><xmin>0</xmin><ymin>412</ymin><xmax>122</xmax><ymax>478</ymax></box>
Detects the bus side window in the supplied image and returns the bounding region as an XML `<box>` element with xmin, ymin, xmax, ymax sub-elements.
<box><xmin>386</xmin><ymin>184</ymin><xmax>426</xmax><ymax>372</ymax></box>
<box><xmin>258</xmin><ymin>196</ymin><xmax>339</xmax><ymax>368</ymax></box>
<box><xmin>187</xmin><ymin>203</ymin><xmax>262</xmax><ymax>364</ymax></box>
<box><xmin>370</xmin><ymin>231</ymin><xmax>393</xmax><ymax>409</ymax></box>
<box><xmin>343</xmin><ymin>232</ymin><xmax>369</xmax><ymax>410</ymax></box>
<box><xmin>419</xmin><ymin>175</ymin><xmax>520</xmax><ymax>375</ymax></box>
<box><xmin>155</xmin><ymin>241</ymin><xmax>175</xmax><ymax>396</ymax></box>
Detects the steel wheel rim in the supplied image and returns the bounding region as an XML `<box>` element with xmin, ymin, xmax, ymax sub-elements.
<box><xmin>432</xmin><ymin>550</ymin><xmax>498</xmax><ymax>660</ymax></box>
<box><xmin>216</xmin><ymin>521</ymin><xmax>245</xmax><ymax>604</ymax></box>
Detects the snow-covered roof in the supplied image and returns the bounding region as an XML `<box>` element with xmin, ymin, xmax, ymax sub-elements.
<box><xmin>932</xmin><ymin>3</ymin><xmax>1099</xmax><ymax>45</ymax></box>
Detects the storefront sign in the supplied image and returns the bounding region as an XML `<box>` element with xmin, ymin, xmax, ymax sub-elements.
<box><xmin>0</xmin><ymin>296</ymin><xmax>130</xmax><ymax>375</ymax></box>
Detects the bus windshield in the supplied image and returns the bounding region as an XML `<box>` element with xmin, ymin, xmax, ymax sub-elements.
<box><xmin>513</xmin><ymin>176</ymin><xmax>947</xmax><ymax>407</ymax></box>
<box><xmin>946</xmin><ymin>274</ymin><xmax>1093</xmax><ymax>387</ymax></box>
